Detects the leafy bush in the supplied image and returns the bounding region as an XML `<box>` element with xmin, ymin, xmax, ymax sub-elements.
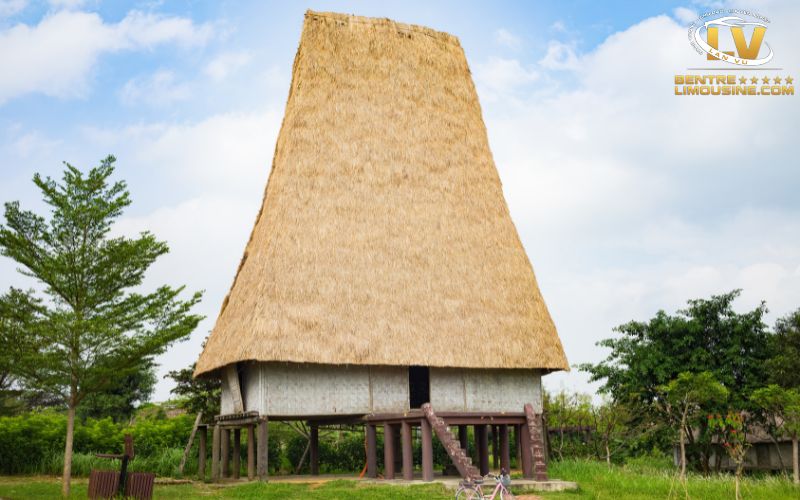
<box><xmin>286</xmin><ymin>429</ymin><xmax>376</xmax><ymax>474</ymax></box>
<box><xmin>0</xmin><ymin>410</ymin><xmax>196</xmax><ymax>475</ymax></box>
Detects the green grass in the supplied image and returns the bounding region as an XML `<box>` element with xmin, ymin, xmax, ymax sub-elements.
<box><xmin>0</xmin><ymin>477</ymin><xmax>453</xmax><ymax>499</ymax></box>
<box><xmin>0</xmin><ymin>460</ymin><xmax>797</xmax><ymax>499</ymax></box>
<box><xmin>542</xmin><ymin>459</ymin><xmax>798</xmax><ymax>500</ymax></box>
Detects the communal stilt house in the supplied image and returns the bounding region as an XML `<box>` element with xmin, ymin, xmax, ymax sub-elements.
<box><xmin>194</xmin><ymin>10</ymin><xmax>569</xmax><ymax>483</ymax></box>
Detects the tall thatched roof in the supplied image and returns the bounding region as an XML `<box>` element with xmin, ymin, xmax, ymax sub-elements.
<box><xmin>194</xmin><ymin>10</ymin><xmax>568</xmax><ymax>377</ymax></box>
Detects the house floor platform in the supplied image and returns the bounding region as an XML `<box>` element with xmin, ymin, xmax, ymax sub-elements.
<box><xmin>213</xmin><ymin>473</ymin><xmax>579</xmax><ymax>492</ymax></box>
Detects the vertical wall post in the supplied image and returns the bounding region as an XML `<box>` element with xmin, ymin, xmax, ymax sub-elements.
<box><xmin>520</xmin><ymin>421</ymin><xmax>533</xmax><ymax>479</ymax></box>
<box><xmin>232</xmin><ymin>428</ymin><xmax>241</xmax><ymax>479</ymax></box>
<box><xmin>421</xmin><ymin>418</ymin><xmax>434</xmax><ymax>482</ymax></box>
<box><xmin>366</xmin><ymin>424</ymin><xmax>378</xmax><ymax>479</ymax></box>
<box><xmin>247</xmin><ymin>425</ymin><xmax>256</xmax><ymax>480</ymax></box>
<box><xmin>257</xmin><ymin>418</ymin><xmax>269</xmax><ymax>481</ymax></box>
<box><xmin>458</xmin><ymin>425</ymin><xmax>468</xmax><ymax>451</ymax></box>
<box><xmin>224</xmin><ymin>364</ymin><xmax>245</xmax><ymax>414</ymax></box>
<box><xmin>221</xmin><ymin>428</ymin><xmax>230</xmax><ymax>478</ymax></box>
<box><xmin>515</xmin><ymin>424</ymin><xmax>523</xmax><ymax>468</ymax></box>
<box><xmin>401</xmin><ymin>421</ymin><xmax>413</xmax><ymax>480</ymax></box>
<box><xmin>383</xmin><ymin>424</ymin><xmax>396</xmax><ymax>479</ymax></box>
<box><xmin>492</xmin><ymin>425</ymin><xmax>500</xmax><ymax>468</ymax></box>
<box><xmin>198</xmin><ymin>426</ymin><xmax>207</xmax><ymax>481</ymax></box>
<box><xmin>211</xmin><ymin>424</ymin><xmax>220</xmax><ymax>482</ymax></box>
<box><xmin>310</xmin><ymin>423</ymin><xmax>319</xmax><ymax>476</ymax></box>
<box><xmin>499</xmin><ymin>425</ymin><xmax>510</xmax><ymax>472</ymax></box>
<box><xmin>476</xmin><ymin>425</ymin><xmax>489</xmax><ymax>476</ymax></box>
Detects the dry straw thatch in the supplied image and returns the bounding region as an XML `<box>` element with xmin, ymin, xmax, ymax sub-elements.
<box><xmin>195</xmin><ymin>10</ymin><xmax>568</xmax><ymax>377</ymax></box>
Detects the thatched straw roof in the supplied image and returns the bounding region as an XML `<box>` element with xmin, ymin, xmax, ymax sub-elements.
<box><xmin>194</xmin><ymin>10</ymin><xmax>568</xmax><ymax>377</ymax></box>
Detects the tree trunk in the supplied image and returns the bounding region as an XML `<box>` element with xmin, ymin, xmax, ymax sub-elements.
<box><xmin>605</xmin><ymin>442</ymin><xmax>611</xmax><ymax>468</ymax></box>
<box><xmin>793</xmin><ymin>435</ymin><xmax>799</xmax><ymax>485</ymax></box>
<box><xmin>294</xmin><ymin>439</ymin><xmax>311</xmax><ymax>475</ymax></box>
<box><xmin>735</xmin><ymin>462</ymin><xmax>742</xmax><ymax>500</ymax></box>
<box><xmin>61</xmin><ymin>402</ymin><xmax>76</xmax><ymax>497</ymax></box>
<box><xmin>770</xmin><ymin>435</ymin><xmax>786</xmax><ymax>472</ymax></box>
<box><xmin>679</xmin><ymin>408</ymin><xmax>688</xmax><ymax>481</ymax></box>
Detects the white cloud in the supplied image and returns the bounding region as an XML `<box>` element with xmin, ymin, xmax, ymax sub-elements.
<box><xmin>48</xmin><ymin>0</ymin><xmax>86</xmax><ymax>10</ymax></box>
<box><xmin>538</xmin><ymin>40</ymin><xmax>580</xmax><ymax>71</ymax></box>
<box><xmin>0</xmin><ymin>0</ymin><xmax>25</xmax><ymax>18</ymax></box>
<box><xmin>116</xmin><ymin>10</ymin><xmax>212</xmax><ymax>49</ymax></box>
<box><xmin>120</xmin><ymin>70</ymin><xmax>191</xmax><ymax>107</ymax></box>
<box><xmin>82</xmin><ymin>109</ymin><xmax>281</xmax><ymax>196</ymax></box>
<box><xmin>10</xmin><ymin>130</ymin><xmax>61</xmax><ymax>158</ymax></box>
<box><xmin>474</xmin><ymin>5</ymin><xmax>800</xmax><ymax>397</ymax></box>
<box><xmin>494</xmin><ymin>28</ymin><xmax>521</xmax><ymax>49</ymax></box>
<box><xmin>204</xmin><ymin>51</ymin><xmax>251</xmax><ymax>81</ymax></box>
<box><xmin>0</xmin><ymin>10</ymin><xmax>213</xmax><ymax>104</ymax></box>
<box><xmin>673</xmin><ymin>7</ymin><xmax>698</xmax><ymax>25</ymax></box>
<box><xmin>473</xmin><ymin>57</ymin><xmax>538</xmax><ymax>101</ymax></box>
<box><xmin>550</xmin><ymin>20</ymin><xmax>567</xmax><ymax>33</ymax></box>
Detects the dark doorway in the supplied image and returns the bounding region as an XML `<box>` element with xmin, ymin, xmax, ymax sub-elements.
<box><xmin>409</xmin><ymin>366</ymin><xmax>430</xmax><ymax>409</ymax></box>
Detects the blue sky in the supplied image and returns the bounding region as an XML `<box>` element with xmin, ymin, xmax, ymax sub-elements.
<box><xmin>1</xmin><ymin>0</ymin><xmax>798</xmax><ymax>402</ymax></box>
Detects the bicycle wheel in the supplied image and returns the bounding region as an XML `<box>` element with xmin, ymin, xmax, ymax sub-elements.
<box><xmin>455</xmin><ymin>485</ymin><xmax>482</xmax><ymax>500</ymax></box>
<box><xmin>499</xmin><ymin>487</ymin><xmax>515</xmax><ymax>500</ymax></box>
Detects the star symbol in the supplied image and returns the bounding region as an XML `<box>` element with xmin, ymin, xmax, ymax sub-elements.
<box><xmin>774</xmin><ymin>76</ymin><xmax>782</xmax><ymax>84</ymax></box>
<box><xmin>787</xmin><ymin>76</ymin><xmax>794</xmax><ymax>84</ymax></box>
<box><xmin>750</xmin><ymin>76</ymin><xmax>758</xmax><ymax>84</ymax></box>
<box><xmin>739</xmin><ymin>76</ymin><xmax>747</xmax><ymax>84</ymax></box>
<box><xmin>762</xmin><ymin>76</ymin><xmax>771</xmax><ymax>84</ymax></box>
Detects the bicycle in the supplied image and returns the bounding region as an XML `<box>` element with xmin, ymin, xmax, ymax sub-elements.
<box><xmin>454</xmin><ymin>469</ymin><xmax>515</xmax><ymax>499</ymax></box>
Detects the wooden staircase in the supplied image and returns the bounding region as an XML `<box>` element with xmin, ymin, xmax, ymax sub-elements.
<box><xmin>524</xmin><ymin>403</ymin><xmax>549</xmax><ymax>481</ymax></box>
<box><xmin>421</xmin><ymin>403</ymin><xmax>480</xmax><ymax>481</ymax></box>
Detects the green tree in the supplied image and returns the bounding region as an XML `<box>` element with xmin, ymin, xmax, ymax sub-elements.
<box><xmin>751</xmin><ymin>385</ymin><xmax>800</xmax><ymax>484</ymax></box>
<box><xmin>165</xmin><ymin>361</ymin><xmax>220</xmax><ymax>418</ymax></box>
<box><xmin>787</xmin><ymin>399</ymin><xmax>800</xmax><ymax>485</ymax></box>
<box><xmin>591</xmin><ymin>399</ymin><xmax>629</xmax><ymax>467</ymax></box>
<box><xmin>78</xmin><ymin>359</ymin><xmax>157</xmax><ymax>423</ymax></box>
<box><xmin>0</xmin><ymin>288</ymin><xmax>41</xmax><ymax>415</ymax></box>
<box><xmin>661</xmin><ymin>372</ymin><xmax>728</xmax><ymax>481</ymax></box>
<box><xmin>0</xmin><ymin>157</ymin><xmax>203</xmax><ymax>496</ymax></box>
<box><xmin>766</xmin><ymin>309</ymin><xmax>800</xmax><ymax>389</ymax></box>
<box><xmin>708</xmin><ymin>411</ymin><xmax>748</xmax><ymax>500</ymax></box>
<box><xmin>544</xmin><ymin>390</ymin><xmax>593</xmax><ymax>460</ymax></box>
<box><xmin>579</xmin><ymin>291</ymin><xmax>770</xmax><ymax>468</ymax></box>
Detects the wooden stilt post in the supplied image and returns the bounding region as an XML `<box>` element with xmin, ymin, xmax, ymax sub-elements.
<box><xmin>211</xmin><ymin>424</ymin><xmax>220</xmax><ymax>482</ymax></box>
<box><xmin>257</xmin><ymin>418</ymin><xmax>268</xmax><ymax>482</ymax></box>
<box><xmin>247</xmin><ymin>425</ymin><xmax>255</xmax><ymax>480</ymax></box>
<box><xmin>401</xmin><ymin>421</ymin><xmax>413</xmax><ymax>480</ymax></box>
<box><xmin>477</xmin><ymin>425</ymin><xmax>489</xmax><ymax>476</ymax></box>
<box><xmin>492</xmin><ymin>425</ymin><xmax>499</xmax><ymax>469</ymax></box>
<box><xmin>421</xmin><ymin>418</ymin><xmax>434</xmax><ymax>482</ymax></box>
<box><xmin>232</xmin><ymin>428</ymin><xmax>241</xmax><ymax>479</ymax></box>
<box><xmin>221</xmin><ymin>428</ymin><xmax>230</xmax><ymax>478</ymax></box>
<box><xmin>383</xmin><ymin>424</ymin><xmax>396</xmax><ymax>479</ymax></box>
<box><xmin>198</xmin><ymin>426</ymin><xmax>207</xmax><ymax>480</ymax></box>
<box><xmin>520</xmin><ymin>421</ymin><xmax>533</xmax><ymax>479</ymax></box>
<box><xmin>499</xmin><ymin>425</ymin><xmax>510</xmax><ymax>472</ymax></box>
<box><xmin>310</xmin><ymin>423</ymin><xmax>319</xmax><ymax>476</ymax></box>
<box><xmin>366</xmin><ymin>424</ymin><xmax>378</xmax><ymax>479</ymax></box>
<box><xmin>458</xmin><ymin>425</ymin><xmax>468</xmax><ymax>451</ymax></box>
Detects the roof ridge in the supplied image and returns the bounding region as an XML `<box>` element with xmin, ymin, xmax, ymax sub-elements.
<box><xmin>305</xmin><ymin>9</ymin><xmax>461</xmax><ymax>46</ymax></box>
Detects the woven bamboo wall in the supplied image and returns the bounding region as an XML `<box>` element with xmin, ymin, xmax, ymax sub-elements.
<box><xmin>220</xmin><ymin>363</ymin><xmax>542</xmax><ymax>416</ymax></box>
<box><xmin>429</xmin><ymin>368</ymin><xmax>542</xmax><ymax>413</ymax></box>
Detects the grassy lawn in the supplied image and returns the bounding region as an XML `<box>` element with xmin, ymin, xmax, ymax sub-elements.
<box><xmin>544</xmin><ymin>459</ymin><xmax>798</xmax><ymax>500</ymax></box>
<box><xmin>0</xmin><ymin>477</ymin><xmax>453</xmax><ymax>499</ymax></box>
<box><xmin>0</xmin><ymin>460</ymin><xmax>797</xmax><ymax>499</ymax></box>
